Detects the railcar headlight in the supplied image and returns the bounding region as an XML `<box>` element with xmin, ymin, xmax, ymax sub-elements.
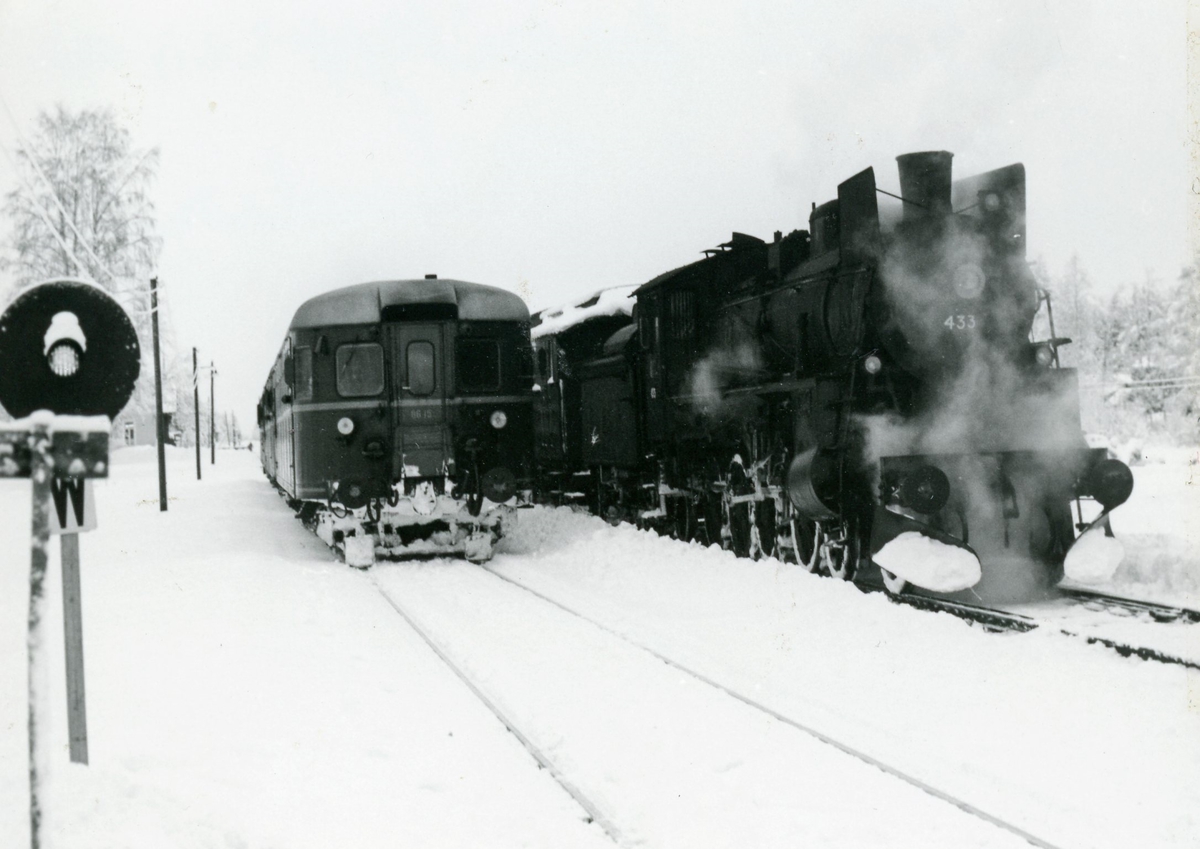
<box><xmin>1034</xmin><ymin>344</ymin><xmax>1054</xmax><ymax>367</ymax></box>
<box><xmin>863</xmin><ymin>354</ymin><xmax>882</xmax><ymax>375</ymax></box>
<box><xmin>490</xmin><ymin>410</ymin><xmax>507</xmax><ymax>429</ymax></box>
<box><xmin>337</xmin><ymin>416</ymin><xmax>355</xmax><ymax>436</ymax></box>
<box><xmin>952</xmin><ymin>264</ymin><xmax>985</xmax><ymax>299</ymax></box>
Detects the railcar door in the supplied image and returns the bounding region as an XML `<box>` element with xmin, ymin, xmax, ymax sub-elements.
<box><xmin>388</xmin><ymin>324</ymin><xmax>448</xmax><ymax>479</ymax></box>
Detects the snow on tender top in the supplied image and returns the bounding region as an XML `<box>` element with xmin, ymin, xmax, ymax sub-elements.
<box><xmin>531</xmin><ymin>286</ymin><xmax>637</xmax><ymax>340</ymax></box>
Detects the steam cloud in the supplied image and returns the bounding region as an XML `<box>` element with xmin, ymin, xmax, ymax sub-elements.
<box><xmin>861</xmin><ymin>217</ymin><xmax>1088</xmax><ymax>600</ymax></box>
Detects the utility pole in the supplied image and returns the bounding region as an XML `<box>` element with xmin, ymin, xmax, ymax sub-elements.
<box><xmin>150</xmin><ymin>277</ymin><xmax>167</xmax><ymax>511</ymax></box>
<box><xmin>209</xmin><ymin>361</ymin><xmax>216</xmax><ymax>465</ymax></box>
<box><xmin>193</xmin><ymin>348</ymin><xmax>201</xmax><ymax>480</ymax></box>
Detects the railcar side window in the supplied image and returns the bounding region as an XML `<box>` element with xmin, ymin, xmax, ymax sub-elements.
<box><xmin>335</xmin><ymin>343</ymin><xmax>384</xmax><ymax>397</ymax></box>
<box><xmin>294</xmin><ymin>346</ymin><xmax>314</xmax><ymax>402</ymax></box>
<box><xmin>406</xmin><ymin>341</ymin><xmax>436</xmax><ymax>396</ymax></box>
<box><xmin>457</xmin><ymin>339</ymin><xmax>501</xmax><ymax>392</ymax></box>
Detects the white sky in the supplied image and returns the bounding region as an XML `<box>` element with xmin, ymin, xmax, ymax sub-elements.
<box><xmin>0</xmin><ymin>0</ymin><xmax>1191</xmax><ymax>425</ymax></box>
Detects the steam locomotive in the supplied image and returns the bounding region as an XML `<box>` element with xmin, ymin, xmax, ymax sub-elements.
<box><xmin>532</xmin><ymin>151</ymin><xmax>1134</xmax><ymax>602</ymax></box>
<box><xmin>259</xmin><ymin>277</ymin><xmax>534</xmax><ymax>565</ymax></box>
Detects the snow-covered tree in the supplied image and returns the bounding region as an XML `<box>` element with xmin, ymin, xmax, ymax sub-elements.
<box><xmin>1043</xmin><ymin>257</ymin><xmax>1199</xmax><ymax>442</ymax></box>
<box><xmin>1</xmin><ymin>105</ymin><xmax>173</xmax><ymax>429</ymax></box>
<box><xmin>2</xmin><ymin>105</ymin><xmax>161</xmax><ymax>296</ymax></box>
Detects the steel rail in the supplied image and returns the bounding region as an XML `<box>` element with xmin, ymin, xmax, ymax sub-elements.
<box><xmin>371</xmin><ymin>576</ymin><xmax>626</xmax><ymax>848</ymax></box>
<box><xmin>482</xmin><ymin>566</ymin><xmax>1064</xmax><ymax>849</ymax></box>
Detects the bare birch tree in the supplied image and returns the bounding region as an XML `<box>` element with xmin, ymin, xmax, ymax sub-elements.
<box><xmin>2</xmin><ymin>105</ymin><xmax>161</xmax><ymax>298</ymax></box>
<box><xmin>1</xmin><ymin>105</ymin><xmax>168</xmax><ymax>427</ymax></box>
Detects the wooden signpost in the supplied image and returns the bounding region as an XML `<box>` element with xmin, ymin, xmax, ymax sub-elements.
<box><xmin>0</xmin><ymin>278</ymin><xmax>140</xmax><ymax>849</ymax></box>
<box><xmin>50</xmin><ymin>475</ymin><xmax>97</xmax><ymax>763</ymax></box>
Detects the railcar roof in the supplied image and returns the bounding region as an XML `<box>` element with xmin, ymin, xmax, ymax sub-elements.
<box><xmin>288</xmin><ymin>278</ymin><xmax>529</xmax><ymax>329</ymax></box>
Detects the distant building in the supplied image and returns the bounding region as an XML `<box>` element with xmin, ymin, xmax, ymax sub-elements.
<box><xmin>113</xmin><ymin>389</ymin><xmax>180</xmax><ymax>447</ymax></box>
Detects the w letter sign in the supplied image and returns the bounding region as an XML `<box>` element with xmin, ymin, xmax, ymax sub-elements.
<box><xmin>50</xmin><ymin>478</ymin><xmax>96</xmax><ymax>534</ymax></box>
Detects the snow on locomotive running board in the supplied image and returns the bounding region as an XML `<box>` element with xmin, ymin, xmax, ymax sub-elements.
<box><xmin>0</xmin><ymin>445</ymin><xmax>1196</xmax><ymax>847</ymax></box>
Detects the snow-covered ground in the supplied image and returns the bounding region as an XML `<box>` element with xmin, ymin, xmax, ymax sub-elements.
<box><xmin>1103</xmin><ymin>444</ymin><xmax>1200</xmax><ymax>607</ymax></box>
<box><xmin>0</xmin><ymin>444</ymin><xmax>1196</xmax><ymax>847</ymax></box>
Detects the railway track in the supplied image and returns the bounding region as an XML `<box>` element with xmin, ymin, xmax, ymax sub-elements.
<box><xmin>373</xmin><ymin>564</ymin><xmax>1065</xmax><ymax>849</ymax></box>
<box><xmin>1056</xmin><ymin>586</ymin><xmax>1200</xmax><ymax>624</ymax></box>
<box><xmin>867</xmin><ymin>583</ymin><xmax>1200</xmax><ymax>670</ymax></box>
<box><xmin>371</xmin><ymin>574</ymin><xmax>626</xmax><ymax>847</ymax></box>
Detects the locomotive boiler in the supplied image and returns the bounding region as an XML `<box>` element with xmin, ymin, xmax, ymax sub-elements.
<box><xmin>533</xmin><ymin>151</ymin><xmax>1133</xmax><ymax>602</ymax></box>
<box><xmin>260</xmin><ymin>277</ymin><xmax>534</xmax><ymax>565</ymax></box>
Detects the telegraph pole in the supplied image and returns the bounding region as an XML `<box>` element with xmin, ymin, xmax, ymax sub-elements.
<box><xmin>150</xmin><ymin>277</ymin><xmax>167</xmax><ymax>510</ymax></box>
<box><xmin>209</xmin><ymin>361</ymin><xmax>216</xmax><ymax>465</ymax></box>
<box><xmin>193</xmin><ymin>348</ymin><xmax>201</xmax><ymax>480</ymax></box>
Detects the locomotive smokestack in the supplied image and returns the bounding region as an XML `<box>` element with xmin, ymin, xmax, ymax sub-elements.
<box><xmin>896</xmin><ymin>151</ymin><xmax>953</xmax><ymax>220</ymax></box>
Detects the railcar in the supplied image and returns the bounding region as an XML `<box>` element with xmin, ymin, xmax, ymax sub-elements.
<box><xmin>259</xmin><ymin>276</ymin><xmax>534</xmax><ymax>565</ymax></box>
<box><xmin>533</xmin><ymin>151</ymin><xmax>1134</xmax><ymax>602</ymax></box>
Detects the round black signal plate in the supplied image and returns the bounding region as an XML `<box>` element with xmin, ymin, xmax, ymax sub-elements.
<box><xmin>0</xmin><ymin>279</ymin><xmax>141</xmax><ymax>419</ymax></box>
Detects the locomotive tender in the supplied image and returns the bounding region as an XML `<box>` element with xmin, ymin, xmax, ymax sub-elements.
<box><xmin>259</xmin><ymin>276</ymin><xmax>534</xmax><ymax>565</ymax></box>
<box><xmin>532</xmin><ymin>151</ymin><xmax>1134</xmax><ymax>602</ymax></box>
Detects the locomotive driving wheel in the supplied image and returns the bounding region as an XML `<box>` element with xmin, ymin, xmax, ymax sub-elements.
<box><xmin>793</xmin><ymin>518</ymin><xmax>823</xmax><ymax>572</ymax></box>
<box><xmin>672</xmin><ymin>494</ymin><xmax>698</xmax><ymax>542</ymax></box>
<box><xmin>754</xmin><ymin>496</ymin><xmax>777</xmax><ymax>561</ymax></box>
<box><xmin>722</xmin><ymin>461</ymin><xmax>755</xmax><ymax>558</ymax></box>
<box><xmin>699</xmin><ymin>490</ymin><xmax>724</xmax><ymax>547</ymax></box>
<box><xmin>772</xmin><ymin>500</ymin><xmax>823</xmax><ymax>571</ymax></box>
<box><xmin>723</xmin><ymin>492</ymin><xmax>753</xmax><ymax>557</ymax></box>
<box><xmin>821</xmin><ymin>519</ymin><xmax>861</xmax><ymax>581</ymax></box>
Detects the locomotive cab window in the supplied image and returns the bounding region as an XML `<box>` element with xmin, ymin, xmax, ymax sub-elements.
<box><xmin>457</xmin><ymin>338</ymin><xmax>501</xmax><ymax>392</ymax></box>
<box><xmin>406</xmin><ymin>341</ymin><xmax>436</xmax><ymax>396</ymax></box>
<box><xmin>668</xmin><ymin>290</ymin><xmax>695</xmax><ymax>340</ymax></box>
<box><xmin>336</xmin><ymin>342</ymin><xmax>384</xmax><ymax>397</ymax></box>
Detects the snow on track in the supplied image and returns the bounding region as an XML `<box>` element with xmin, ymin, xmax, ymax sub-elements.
<box><xmin>0</xmin><ymin>449</ymin><xmax>610</xmax><ymax>849</ymax></box>
<box><xmin>999</xmin><ymin>592</ymin><xmax>1200</xmax><ymax>668</ymax></box>
<box><xmin>494</xmin><ymin>506</ymin><xmax>1200</xmax><ymax>849</ymax></box>
<box><xmin>3</xmin><ymin>446</ymin><xmax>1196</xmax><ymax>847</ymax></box>
<box><xmin>373</xmin><ymin>561</ymin><xmax>1038</xmax><ymax>849</ymax></box>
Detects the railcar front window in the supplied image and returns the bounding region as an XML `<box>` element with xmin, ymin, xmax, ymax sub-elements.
<box><xmin>336</xmin><ymin>343</ymin><xmax>384</xmax><ymax>397</ymax></box>
<box><xmin>406</xmin><ymin>341</ymin><xmax>436</xmax><ymax>396</ymax></box>
<box><xmin>457</xmin><ymin>339</ymin><xmax>501</xmax><ymax>392</ymax></box>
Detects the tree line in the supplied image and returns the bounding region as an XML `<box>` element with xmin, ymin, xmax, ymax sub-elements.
<box><xmin>1035</xmin><ymin>256</ymin><xmax>1200</xmax><ymax>445</ymax></box>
